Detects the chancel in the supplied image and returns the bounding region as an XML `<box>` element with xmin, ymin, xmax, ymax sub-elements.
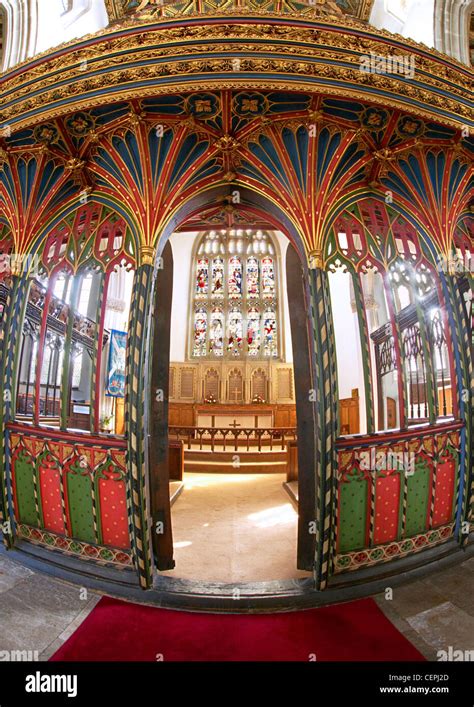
<box><xmin>0</xmin><ymin>0</ymin><xmax>472</xmax><ymax>668</ymax></box>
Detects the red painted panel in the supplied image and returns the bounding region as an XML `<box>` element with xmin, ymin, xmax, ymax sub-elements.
<box><xmin>98</xmin><ymin>476</ymin><xmax>130</xmax><ymax>549</ymax></box>
<box><xmin>39</xmin><ymin>456</ymin><xmax>65</xmax><ymax>535</ymax></box>
<box><xmin>374</xmin><ymin>474</ymin><xmax>401</xmax><ymax>545</ymax></box>
<box><xmin>432</xmin><ymin>459</ymin><xmax>455</xmax><ymax>528</ymax></box>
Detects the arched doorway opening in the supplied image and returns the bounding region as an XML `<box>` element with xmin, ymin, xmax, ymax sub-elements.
<box><xmin>146</xmin><ymin>192</ymin><xmax>319</xmax><ymax>584</ymax></box>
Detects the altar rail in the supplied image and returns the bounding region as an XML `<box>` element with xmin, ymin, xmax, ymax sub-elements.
<box><xmin>168</xmin><ymin>426</ymin><xmax>297</xmax><ymax>452</ymax></box>
<box><xmin>5</xmin><ymin>422</ymin><xmax>132</xmax><ymax>568</ymax></box>
<box><xmin>333</xmin><ymin>420</ymin><xmax>464</xmax><ymax>574</ymax></box>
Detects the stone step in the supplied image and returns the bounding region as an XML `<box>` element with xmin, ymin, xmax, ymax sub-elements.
<box><xmin>183</xmin><ymin>449</ymin><xmax>288</xmax><ymax>473</ymax></box>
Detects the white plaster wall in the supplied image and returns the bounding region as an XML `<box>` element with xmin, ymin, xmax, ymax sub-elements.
<box><xmin>168</xmin><ymin>231</ymin><xmax>196</xmax><ymax>362</ymax></box>
<box><xmin>1</xmin><ymin>0</ymin><xmax>108</xmax><ymax>70</ymax></box>
<box><xmin>34</xmin><ymin>0</ymin><xmax>108</xmax><ymax>54</ymax></box>
<box><xmin>370</xmin><ymin>0</ymin><xmax>435</xmax><ymax>48</ymax></box>
<box><xmin>328</xmin><ymin>269</ymin><xmax>367</xmax><ymax>434</ymax></box>
<box><xmin>168</xmin><ymin>230</ymin><xmax>294</xmax><ymax>364</ymax></box>
<box><xmin>274</xmin><ymin>230</ymin><xmax>293</xmax><ymax>364</ymax></box>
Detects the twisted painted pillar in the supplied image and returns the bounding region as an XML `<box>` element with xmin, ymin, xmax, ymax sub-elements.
<box><xmin>125</xmin><ymin>245</ymin><xmax>155</xmax><ymax>589</ymax></box>
<box><xmin>0</xmin><ymin>274</ymin><xmax>30</xmax><ymax>548</ymax></box>
<box><xmin>443</xmin><ymin>273</ymin><xmax>473</xmax><ymax>546</ymax></box>
<box><xmin>307</xmin><ymin>253</ymin><xmax>339</xmax><ymax>590</ymax></box>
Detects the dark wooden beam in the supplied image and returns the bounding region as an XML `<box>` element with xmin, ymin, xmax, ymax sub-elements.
<box><xmin>286</xmin><ymin>244</ymin><xmax>317</xmax><ymax>572</ymax></box>
<box><xmin>149</xmin><ymin>241</ymin><xmax>175</xmax><ymax>571</ymax></box>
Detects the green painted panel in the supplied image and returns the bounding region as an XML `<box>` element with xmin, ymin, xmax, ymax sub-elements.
<box><xmin>338</xmin><ymin>477</ymin><xmax>368</xmax><ymax>553</ymax></box>
<box><xmin>405</xmin><ymin>459</ymin><xmax>431</xmax><ymax>537</ymax></box>
<box><xmin>14</xmin><ymin>452</ymin><xmax>38</xmax><ymax>526</ymax></box>
<box><xmin>67</xmin><ymin>472</ymin><xmax>95</xmax><ymax>544</ymax></box>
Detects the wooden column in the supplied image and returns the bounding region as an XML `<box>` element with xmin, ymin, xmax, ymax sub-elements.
<box><xmin>60</xmin><ymin>276</ymin><xmax>81</xmax><ymax>431</ymax></box>
<box><xmin>90</xmin><ymin>270</ymin><xmax>107</xmax><ymax>434</ymax></box>
<box><xmin>307</xmin><ymin>258</ymin><xmax>339</xmax><ymax>590</ymax></box>
<box><xmin>408</xmin><ymin>267</ymin><xmax>437</xmax><ymax>424</ymax></box>
<box><xmin>351</xmin><ymin>271</ymin><xmax>375</xmax><ymax>434</ymax></box>
<box><xmin>0</xmin><ymin>274</ymin><xmax>30</xmax><ymax>548</ymax></box>
<box><xmin>286</xmin><ymin>246</ymin><xmax>319</xmax><ymax>575</ymax></box>
<box><xmin>382</xmin><ymin>272</ymin><xmax>408</xmax><ymax>429</ymax></box>
<box><xmin>148</xmin><ymin>241</ymin><xmax>175</xmax><ymax>570</ymax></box>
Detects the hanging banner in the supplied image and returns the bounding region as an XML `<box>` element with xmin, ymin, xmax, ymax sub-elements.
<box><xmin>106</xmin><ymin>329</ymin><xmax>127</xmax><ymax>397</ymax></box>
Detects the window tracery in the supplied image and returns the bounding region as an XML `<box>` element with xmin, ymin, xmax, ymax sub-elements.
<box><xmin>326</xmin><ymin>199</ymin><xmax>457</xmax><ymax>433</ymax></box>
<box><xmin>191</xmin><ymin>230</ymin><xmax>279</xmax><ymax>360</ymax></box>
<box><xmin>14</xmin><ymin>203</ymin><xmax>136</xmax><ymax>434</ymax></box>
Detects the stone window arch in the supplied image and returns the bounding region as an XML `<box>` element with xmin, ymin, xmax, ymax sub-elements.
<box><xmin>190</xmin><ymin>230</ymin><xmax>280</xmax><ymax>360</ymax></box>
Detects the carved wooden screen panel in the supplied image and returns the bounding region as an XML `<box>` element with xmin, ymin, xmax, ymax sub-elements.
<box><xmin>204</xmin><ymin>368</ymin><xmax>219</xmax><ymax>401</ymax></box>
<box><xmin>228</xmin><ymin>369</ymin><xmax>243</xmax><ymax>402</ymax></box>
<box><xmin>252</xmin><ymin>368</ymin><xmax>266</xmax><ymax>401</ymax></box>
<box><xmin>180</xmin><ymin>368</ymin><xmax>195</xmax><ymax>399</ymax></box>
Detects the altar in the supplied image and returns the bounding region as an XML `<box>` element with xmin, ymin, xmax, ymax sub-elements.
<box><xmin>195</xmin><ymin>404</ymin><xmax>274</xmax><ymax>429</ymax></box>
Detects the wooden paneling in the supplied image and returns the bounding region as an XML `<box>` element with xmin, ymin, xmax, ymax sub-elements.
<box><xmin>251</xmin><ymin>369</ymin><xmax>267</xmax><ymax>400</ymax></box>
<box><xmin>179</xmin><ymin>368</ymin><xmax>195</xmax><ymax>399</ymax></box>
<box><xmin>169</xmin><ymin>403</ymin><xmax>195</xmax><ymax>426</ymax></box>
<box><xmin>169</xmin><ymin>402</ymin><xmax>298</xmax><ymax>431</ymax></box>
<box><xmin>169</xmin><ymin>361</ymin><xmax>295</xmax><ymax>404</ymax></box>
<box><xmin>287</xmin><ymin>441</ymin><xmax>299</xmax><ymax>482</ymax></box>
<box><xmin>276</xmin><ymin>367</ymin><xmax>293</xmax><ymax>399</ymax></box>
<box><xmin>274</xmin><ymin>404</ymin><xmax>297</xmax><ymax>427</ymax></box>
<box><xmin>339</xmin><ymin>389</ymin><xmax>360</xmax><ymax>435</ymax></box>
<box><xmin>169</xmin><ymin>441</ymin><xmax>184</xmax><ymax>481</ymax></box>
<box><xmin>438</xmin><ymin>386</ymin><xmax>453</xmax><ymax>417</ymax></box>
<box><xmin>335</xmin><ymin>422</ymin><xmax>462</xmax><ymax>573</ymax></box>
<box><xmin>387</xmin><ymin>397</ymin><xmax>397</xmax><ymax>429</ymax></box>
<box><xmin>204</xmin><ymin>368</ymin><xmax>219</xmax><ymax>400</ymax></box>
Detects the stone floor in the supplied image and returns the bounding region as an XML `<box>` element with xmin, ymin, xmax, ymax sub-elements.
<box><xmin>373</xmin><ymin>559</ymin><xmax>474</xmax><ymax>661</ymax></box>
<box><xmin>0</xmin><ymin>553</ymin><xmax>100</xmax><ymax>660</ymax></box>
<box><xmin>161</xmin><ymin>472</ymin><xmax>312</xmax><ymax>582</ymax></box>
<box><xmin>0</xmin><ymin>471</ymin><xmax>472</xmax><ymax>661</ymax></box>
<box><xmin>1</xmin><ymin>551</ymin><xmax>472</xmax><ymax>661</ymax></box>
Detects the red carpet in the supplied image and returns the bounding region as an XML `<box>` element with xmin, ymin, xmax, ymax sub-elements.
<box><xmin>50</xmin><ymin>596</ymin><xmax>425</xmax><ymax>662</ymax></box>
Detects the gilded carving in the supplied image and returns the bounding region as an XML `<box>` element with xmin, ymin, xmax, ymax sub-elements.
<box><xmin>140</xmin><ymin>244</ymin><xmax>155</xmax><ymax>266</ymax></box>
<box><xmin>1</xmin><ymin>23</ymin><xmax>470</xmax><ymax>104</ymax></box>
<box><xmin>0</xmin><ymin>16</ymin><xmax>470</xmax><ymax>140</ymax></box>
<box><xmin>104</xmin><ymin>0</ymin><xmax>373</xmax><ymax>24</ymax></box>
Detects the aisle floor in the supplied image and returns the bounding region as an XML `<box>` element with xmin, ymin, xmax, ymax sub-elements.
<box><xmin>162</xmin><ymin>472</ymin><xmax>311</xmax><ymax>582</ymax></box>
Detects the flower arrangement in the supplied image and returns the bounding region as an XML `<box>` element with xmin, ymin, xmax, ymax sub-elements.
<box><xmin>252</xmin><ymin>394</ymin><xmax>265</xmax><ymax>404</ymax></box>
<box><xmin>99</xmin><ymin>414</ymin><xmax>114</xmax><ymax>432</ymax></box>
<box><xmin>204</xmin><ymin>393</ymin><xmax>218</xmax><ymax>404</ymax></box>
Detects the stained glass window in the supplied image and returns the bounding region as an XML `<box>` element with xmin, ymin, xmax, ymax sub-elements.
<box><xmin>195</xmin><ymin>257</ymin><xmax>209</xmax><ymax>297</ymax></box>
<box><xmin>228</xmin><ymin>256</ymin><xmax>242</xmax><ymax>297</ymax></box>
<box><xmin>212</xmin><ymin>257</ymin><xmax>224</xmax><ymax>296</ymax></box>
<box><xmin>263</xmin><ymin>309</ymin><xmax>278</xmax><ymax>357</ymax></box>
<box><xmin>193</xmin><ymin>307</ymin><xmax>207</xmax><ymax>356</ymax></box>
<box><xmin>246</xmin><ymin>256</ymin><xmax>259</xmax><ymax>298</ymax></box>
<box><xmin>261</xmin><ymin>257</ymin><xmax>275</xmax><ymax>297</ymax></box>
<box><xmin>247</xmin><ymin>306</ymin><xmax>261</xmax><ymax>356</ymax></box>
<box><xmin>209</xmin><ymin>307</ymin><xmax>224</xmax><ymax>356</ymax></box>
<box><xmin>227</xmin><ymin>307</ymin><xmax>243</xmax><ymax>355</ymax></box>
<box><xmin>191</xmin><ymin>230</ymin><xmax>279</xmax><ymax>359</ymax></box>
